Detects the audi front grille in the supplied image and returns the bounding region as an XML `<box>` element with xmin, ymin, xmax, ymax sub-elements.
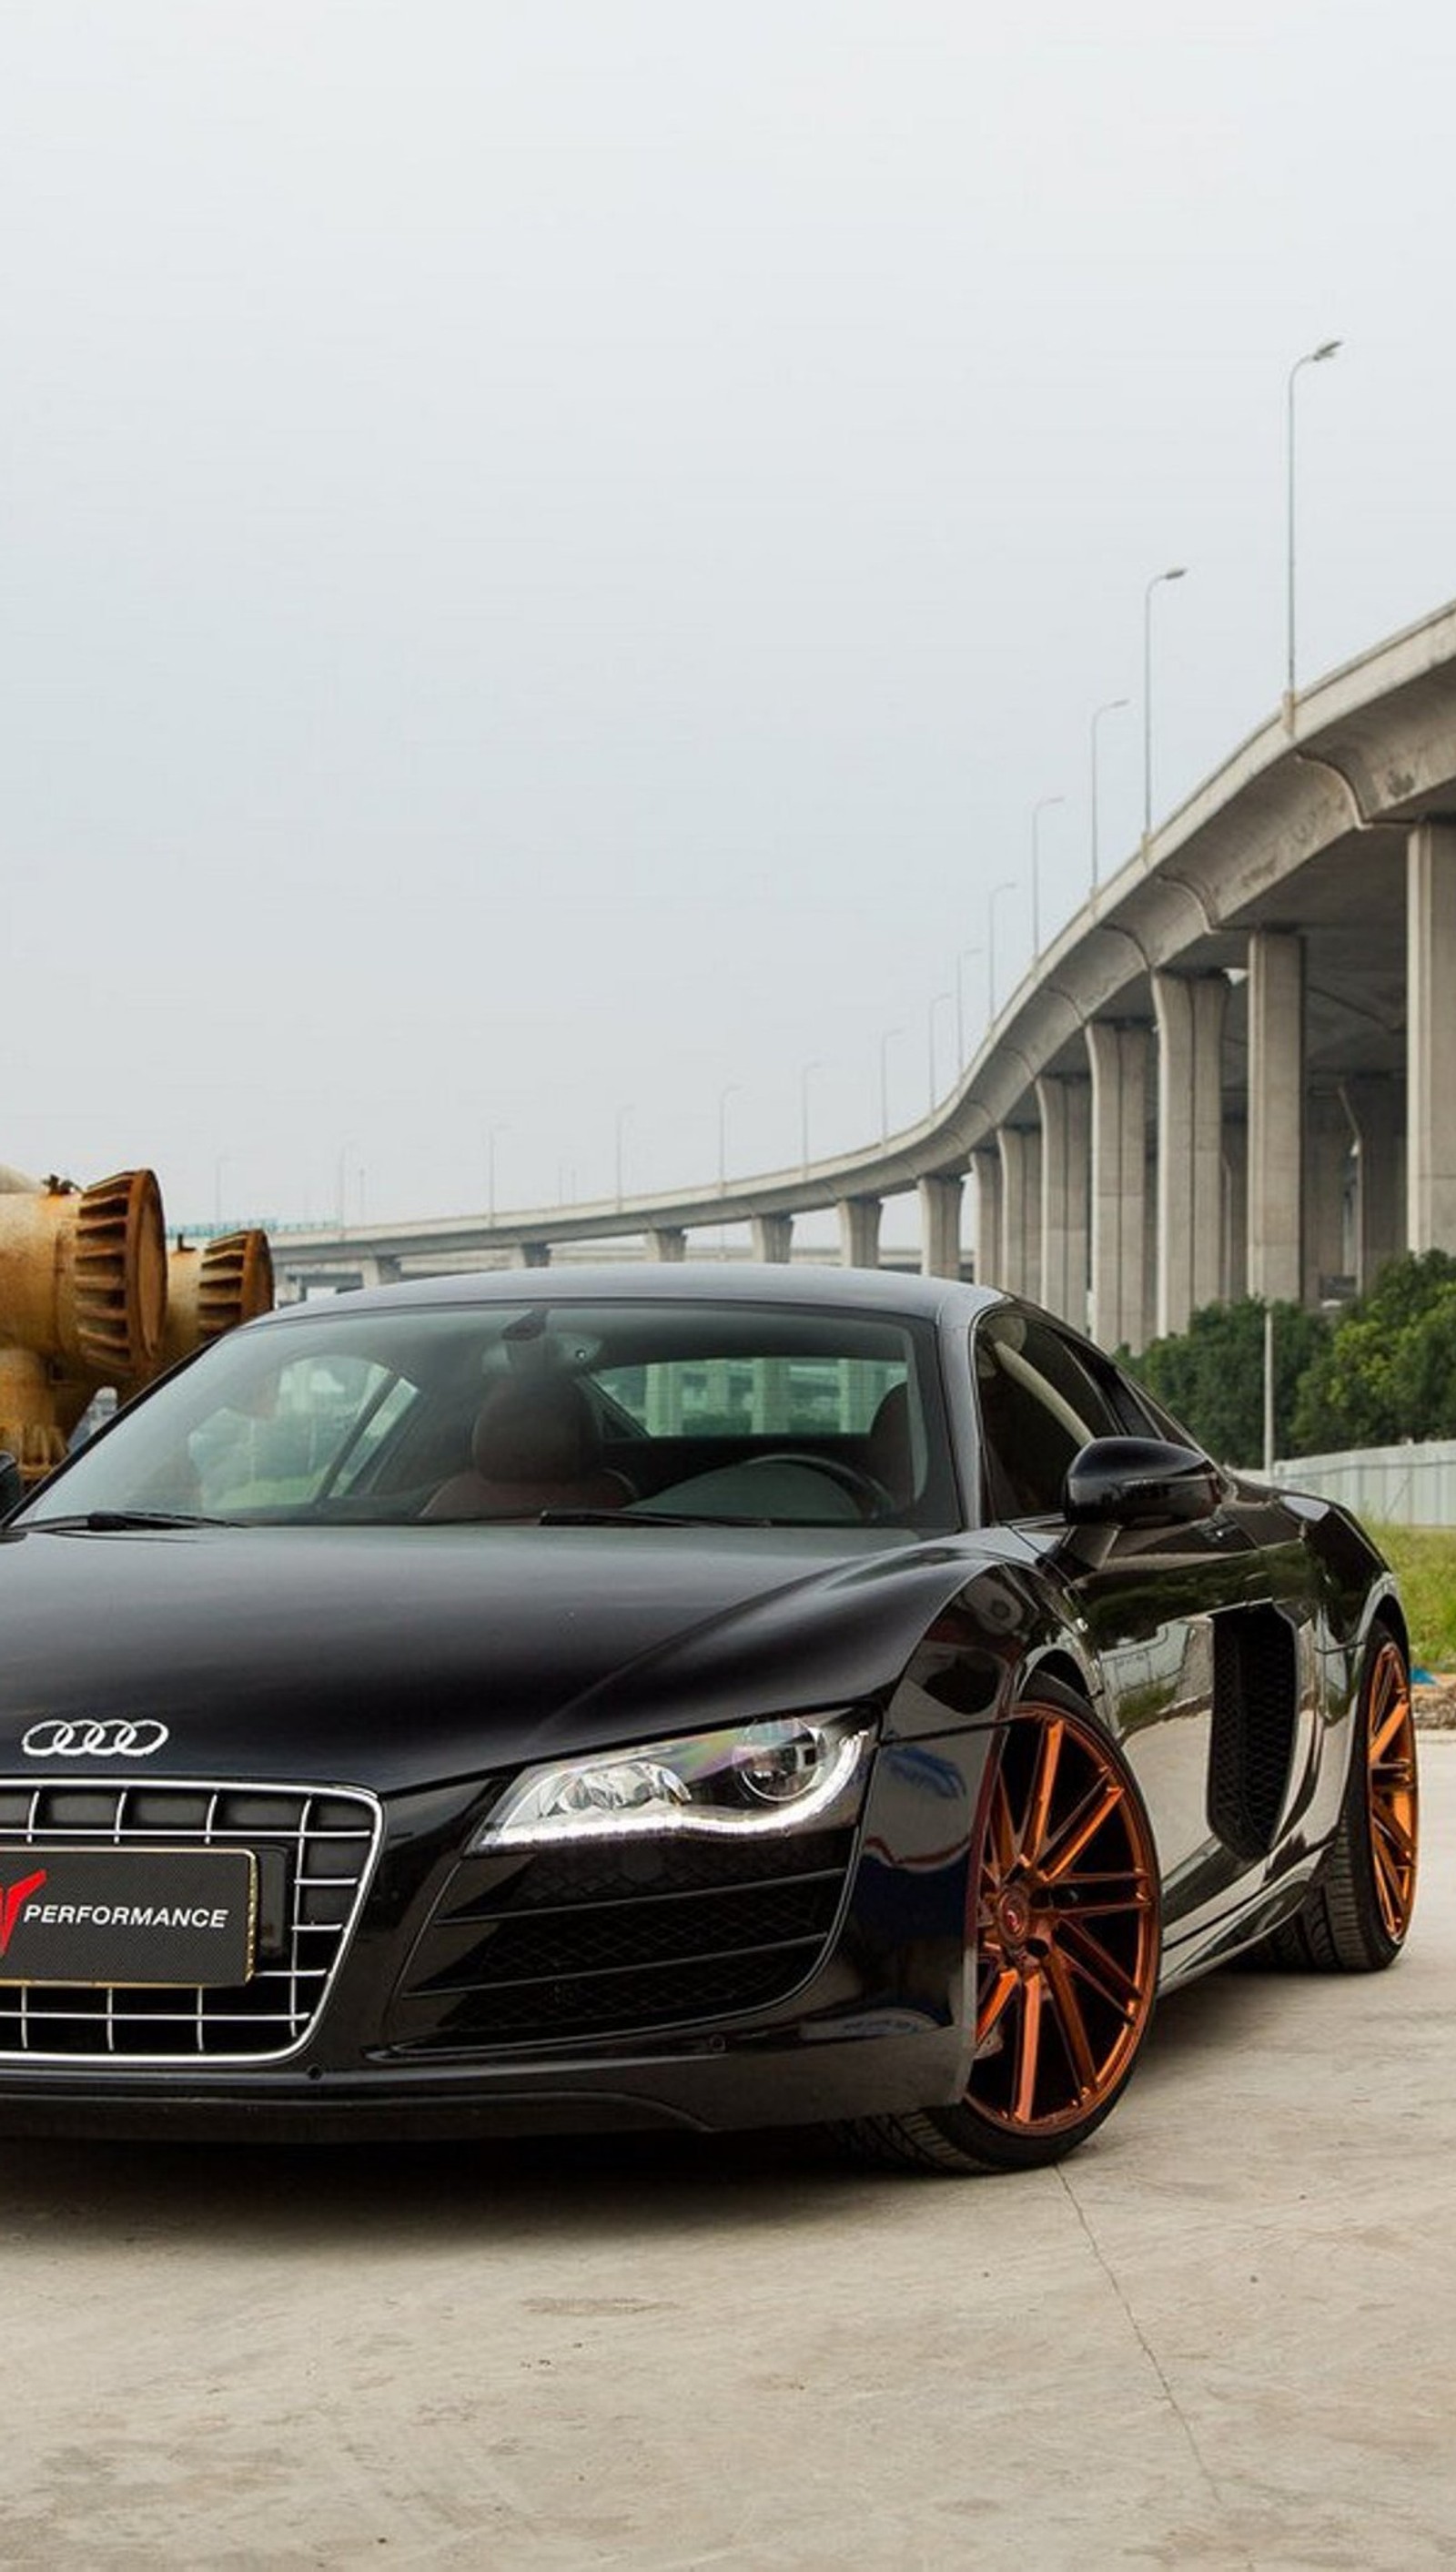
<box><xmin>0</xmin><ymin>1779</ymin><xmax>381</xmax><ymax>2063</ymax></box>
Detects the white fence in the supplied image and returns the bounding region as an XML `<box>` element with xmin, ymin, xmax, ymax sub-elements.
<box><xmin>1271</xmin><ymin>1440</ymin><xmax>1456</xmax><ymax>1527</ymax></box>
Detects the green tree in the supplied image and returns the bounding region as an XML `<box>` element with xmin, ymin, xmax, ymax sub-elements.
<box><xmin>1291</xmin><ymin>1251</ymin><xmax>1456</xmax><ymax>1452</ymax></box>
<box><xmin>1127</xmin><ymin>1297</ymin><xmax>1329</xmax><ymax>1468</ymax></box>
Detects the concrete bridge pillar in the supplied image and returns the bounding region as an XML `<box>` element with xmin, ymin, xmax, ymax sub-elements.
<box><xmin>1408</xmin><ymin>821</ymin><xmax>1456</xmax><ymax>1252</ymax></box>
<box><xmin>1222</xmin><ymin>1118</ymin><xmax>1248</xmax><ymax>1301</ymax></box>
<box><xmin>1304</xmin><ymin>1090</ymin><xmax>1354</xmax><ymax>1303</ymax></box>
<box><xmin>918</xmin><ymin>1174</ymin><xmax>964</xmax><ymax>1280</ymax></box>
<box><xmin>646</xmin><ymin>1227</ymin><xmax>687</xmax><ymax>1262</ymax></box>
<box><xmin>751</xmin><ymin>1213</ymin><xmax>793</xmax><ymax>1264</ymax></box>
<box><xmin>1153</xmin><ymin>971</ymin><xmax>1227</xmax><ymax>1337</ymax></box>
<box><xmin>969</xmin><ymin>1146</ymin><xmax>1002</xmax><ymax>1289</ymax></box>
<box><xmin>514</xmin><ymin>1240</ymin><xmax>551</xmax><ymax>1269</ymax></box>
<box><xmin>1087</xmin><ymin>1021</ymin><xmax>1150</xmax><ymax>1352</ymax></box>
<box><xmin>357</xmin><ymin>1254</ymin><xmax>402</xmax><ymax>1290</ymax></box>
<box><xmin>1343</xmin><ymin>1076</ymin><xmax>1404</xmax><ymax>1288</ymax></box>
<box><xmin>837</xmin><ymin>1197</ymin><xmax>882</xmax><ymax>1270</ymax></box>
<box><xmin>997</xmin><ymin>1128</ymin><xmax>1042</xmax><ymax>1301</ymax></box>
<box><xmin>1247</xmin><ymin>928</ymin><xmax>1305</xmax><ymax>1305</ymax></box>
<box><xmin>645</xmin><ymin>1370</ymin><xmax>685</xmax><ymax>1433</ymax></box>
<box><xmin>1036</xmin><ymin>1074</ymin><xmax>1090</xmax><ymax>1329</ymax></box>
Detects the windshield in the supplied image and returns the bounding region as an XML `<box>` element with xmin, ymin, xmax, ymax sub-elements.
<box><xmin>21</xmin><ymin>1297</ymin><xmax>960</xmax><ymax>1534</ymax></box>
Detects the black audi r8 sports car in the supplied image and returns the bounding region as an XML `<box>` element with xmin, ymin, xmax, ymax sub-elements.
<box><xmin>0</xmin><ymin>1265</ymin><xmax>1418</xmax><ymax>2172</ymax></box>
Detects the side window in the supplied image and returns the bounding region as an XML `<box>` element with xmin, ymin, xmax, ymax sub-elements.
<box><xmin>329</xmin><ymin>1374</ymin><xmax>421</xmax><ymax>1494</ymax></box>
<box><xmin>1110</xmin><ymin>1367</ymin><xmax>1197</xmax><ymax>1445</ymax></box>
<box><xmin>188</xmin><ymin>1354</ymin><xmax>417</xmax><ymax>1514</ymax></box>
<box><xmin>973</xmin><ymin>1311</ymin><xmax>1124</xmax><ymax>1521</ymax></box>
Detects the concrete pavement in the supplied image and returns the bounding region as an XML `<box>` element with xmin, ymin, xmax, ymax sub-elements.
<box><xmin>2</xmin><ymin>1741</ymin><xmax>1453</xmax><ymax>2569</ymax></box>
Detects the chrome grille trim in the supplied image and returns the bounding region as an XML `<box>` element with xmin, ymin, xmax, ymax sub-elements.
<box><xmin>0</xmin><ymin>1777</ymin><xmax>383</xmax><ymax>2067</ymax></box>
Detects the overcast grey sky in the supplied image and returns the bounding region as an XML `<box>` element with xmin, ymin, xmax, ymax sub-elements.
<box><xmin>3</xmin><ymin>1</ymin><xmax>1454</xmax><ymax>1232</ymax></box>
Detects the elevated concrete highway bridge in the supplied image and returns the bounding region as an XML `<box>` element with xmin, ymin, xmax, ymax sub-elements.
<box><xmin>277</xmin><ymin>598</ymin><xmax>1456</xmax><ymax>1350</ymax></box>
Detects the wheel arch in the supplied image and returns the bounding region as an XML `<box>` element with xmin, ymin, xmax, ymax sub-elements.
<box><xmin>1020</xmin><ymin>1645</ymin><xmax>1097</xmax><ymax>1711</ymax></box>
<box><xmin>1366</xmin><ymin>1585</ymin><xmax>1408</xmax><ymax>1666</ymax></box>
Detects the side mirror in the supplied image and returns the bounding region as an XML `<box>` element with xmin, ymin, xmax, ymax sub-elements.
<box><xmin>0</xmin><ymin>1453</ymin><xmax>24</xmax><ymax>1517</ymax></box>
<box><xmin>1064</xmin><ymin>1436</ymin><xmax>1221</xmax><ymax>1528</ymax></box>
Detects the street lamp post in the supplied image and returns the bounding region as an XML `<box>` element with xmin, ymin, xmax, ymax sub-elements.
<box><xmin>926</xmin><ymin>993</ymin><xmax>953</xmax><ymax>1111</ymax></box>
<box><xmin>1286</xmin><ymin>338</ymin><xmax>1342</xmax><ymax>710</ymax></box>
<box><xmin>800</xmin><ymin>1062</ymin><xmax>822</xmax><ymax>1175</ymax></box>
<box><xmin>1143</xmin><ymin>566</ymin><xmax>1188</xmax><ymax>841</ymax></box>
<box><xmin>717</xmin><ymin>1084</ymin><xmax>740</xmax><ymax>1189</ymax></box>
<box><xmin>879</xmin><ymin>1029</ymin><xmax>902</xmax><ymax>1141</ymax></box>
<box><xmin>987</xmin><ymin>879</ymin><xmax>1016</xmax><ymax>1018</ymax></box>
<box><xmin>486</xmin><ymin>1121</ymin><xmax>508</xmax><ymax>1221</ymax></box>
<box><xmin>1030</xmin><ymin>795</ymin><xmax>1066</xmax><ymax>955</ymax></box>
<box><xmin>955</xmin><ymin>947</ymin><xmax>982</xmax><ymax>1065</ymax></box>
<box><xmin>1089</xmin><ymin>696</ymin><xmax>1129</xmax><ymax>888</ymax></box>
<box><xmin>614</xmin><ymin>1106</ymin><xmax>632</xmax><ymax>1208</ymax></box>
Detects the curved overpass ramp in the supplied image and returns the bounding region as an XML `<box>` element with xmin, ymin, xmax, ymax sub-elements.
<box><xmin>277</xmin><ymin>599</ymin><xmax>1456</xmax><ymax>1346</ymax></box>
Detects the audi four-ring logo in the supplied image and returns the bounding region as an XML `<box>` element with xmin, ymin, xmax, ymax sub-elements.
<box><xmin>20</xmin><ymin>1719</ymin><xmax>169</xmax><ymax>1759</ymax></box>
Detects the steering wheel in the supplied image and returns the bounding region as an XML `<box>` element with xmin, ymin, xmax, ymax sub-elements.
<box><xmin>736</xmin><ymin>1452</ymin><xmax>895</xmax><ymax>1523</ymax></box>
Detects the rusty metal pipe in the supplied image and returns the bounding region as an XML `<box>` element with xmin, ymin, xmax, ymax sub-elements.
<box><xmin>0</xmin><ymin>1171</ymin><xmax>166</xmax><ymax>1378</ymax></box>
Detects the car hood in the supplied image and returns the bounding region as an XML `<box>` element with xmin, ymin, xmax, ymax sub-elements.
<box><xmin>0</xmin><ymin>1520</ymin><xmax>985</xmax><ymax>1788</ymax></box>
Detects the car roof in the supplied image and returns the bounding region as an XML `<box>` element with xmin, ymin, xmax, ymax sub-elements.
<box><xmin>260</xmin><ymin>1261</ymin><xmax>1003</xmax><ymax>1330</ymax></box>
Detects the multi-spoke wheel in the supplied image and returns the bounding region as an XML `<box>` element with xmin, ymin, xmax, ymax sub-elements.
<box><xmin>837</xmin><ymin>1680</ymin><xmax>1161</xmax><ymax>2174</ymax></box>
<box><xmin>1261</xmin><ymin>1622</ymin><xmax>1419</xmax><ymax>1972</ymax></box>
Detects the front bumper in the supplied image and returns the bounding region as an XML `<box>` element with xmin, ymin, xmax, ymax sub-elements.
<box><xmin>0</xmin><ymin>1727</ymin><xmax>990</xmax><ymax>2142</ymax></box>
<box><xmin>0</xmin><ymin>2020</ymin><xmax>972</xmax><ymax>2143</ymax></box>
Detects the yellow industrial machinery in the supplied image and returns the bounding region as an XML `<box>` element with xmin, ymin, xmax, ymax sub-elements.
<box><xmin>0</xmin><ymin>1170</ymin><xmax>274</xmax><ymax>1482</ymax></box>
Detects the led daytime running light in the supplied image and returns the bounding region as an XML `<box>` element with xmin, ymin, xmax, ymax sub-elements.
<box><xmin>475</xmin><ymin>1716</ymin><xmax>873</xmax><ymax>1851</ymax></box>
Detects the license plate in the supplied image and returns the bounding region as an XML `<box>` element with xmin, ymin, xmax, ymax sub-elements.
<box><xmin>0</xmin><ymin>1846</ymin><xmax>257</xmax><ymax>1987</ymax></box>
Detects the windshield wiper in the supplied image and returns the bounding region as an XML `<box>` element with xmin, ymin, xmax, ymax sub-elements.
<box><xmin>538</xmin><ymin>1507</ymin><xmax>778</xmax><ymax>1527</ymax></box>
<box><xmin>27</xmin><ymin>1510</ymin><xmax>241</xmax><ymax>1533</ymax></box>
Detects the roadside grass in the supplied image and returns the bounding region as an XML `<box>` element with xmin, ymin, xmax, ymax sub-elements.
<box><xmin>1369</xmin><ymin>1524</ymin><xmax>1456</xmax><ymax>1672</ymax></box>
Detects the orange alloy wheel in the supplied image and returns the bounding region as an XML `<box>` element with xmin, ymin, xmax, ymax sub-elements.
<box><xmin>1364</xmin><ymin>1637</ymin><xmax>1419</xmax><ymax>1945</ymax></box>
<box><xmin>968</xmin><ymin>1698</ymin><xmax>1159</xmax><ymax>2141</ymax></box>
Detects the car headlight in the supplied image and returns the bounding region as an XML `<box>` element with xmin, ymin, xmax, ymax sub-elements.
<box><xmin>472</xmin><ymin>1713</ymin><xmax>875</xmax><ymax>1850</ymax></box>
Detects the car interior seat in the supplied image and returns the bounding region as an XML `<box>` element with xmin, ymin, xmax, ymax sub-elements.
<box><xmin>420</xmin><ymin>1374</ymin><xmax>635</xmax><ymax>1520</ymax></box>
<box><xmin>866</xmin><ymin>1382</ymin><xmax>915</xmax><ymax>1510</ymax></box>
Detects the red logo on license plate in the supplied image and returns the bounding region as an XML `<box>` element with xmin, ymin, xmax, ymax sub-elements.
<box><xmin>0</xmin><ymin>1871</ymin><xmax>46</xmax><ymax>1957</ymax></box>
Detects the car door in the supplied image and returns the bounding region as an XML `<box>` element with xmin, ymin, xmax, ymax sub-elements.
<box><xmin>969</xmin><ymin>1306</ymin><xmax>1324</xmax><ymax>1943</ymax></box>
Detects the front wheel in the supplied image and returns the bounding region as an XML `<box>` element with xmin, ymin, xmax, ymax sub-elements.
<box><xmin>837</xmin><ymin>1682</ymin><xmax>1161</xmax><ymax>2174</ymax></box>
<box><xmin>1259</xmin><ymin>1622</ymin><xmax>1418</xmax><ymax>1972</ymax></box>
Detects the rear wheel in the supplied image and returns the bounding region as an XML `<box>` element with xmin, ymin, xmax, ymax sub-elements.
<box><xmin>838</xmin><ymin>1681</ymin><xmax>1160</xmax><ymax>2174</ymax></box>
<box><xmin>1259</xmin><ymin>1622</ymin><xmax>1418</xmax><ymax>1971</ymax></box>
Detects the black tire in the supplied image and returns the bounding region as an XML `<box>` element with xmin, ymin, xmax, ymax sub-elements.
<box><xmin>835</xmin><ymin>1678</ymin><xmax>1161</xmax><ymax>2174</ymax></box>
<box><xmin>1259</xmin><ymin>1620</ymin><xmax>1419</xmax><ymax>1973</ymax></box>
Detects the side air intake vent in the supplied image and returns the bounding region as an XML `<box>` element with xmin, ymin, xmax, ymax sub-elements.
<box><xmin>1208</xmin><ymin>1606</ymin><xmax>1299</xmax><ymax>1862</ymax></box>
